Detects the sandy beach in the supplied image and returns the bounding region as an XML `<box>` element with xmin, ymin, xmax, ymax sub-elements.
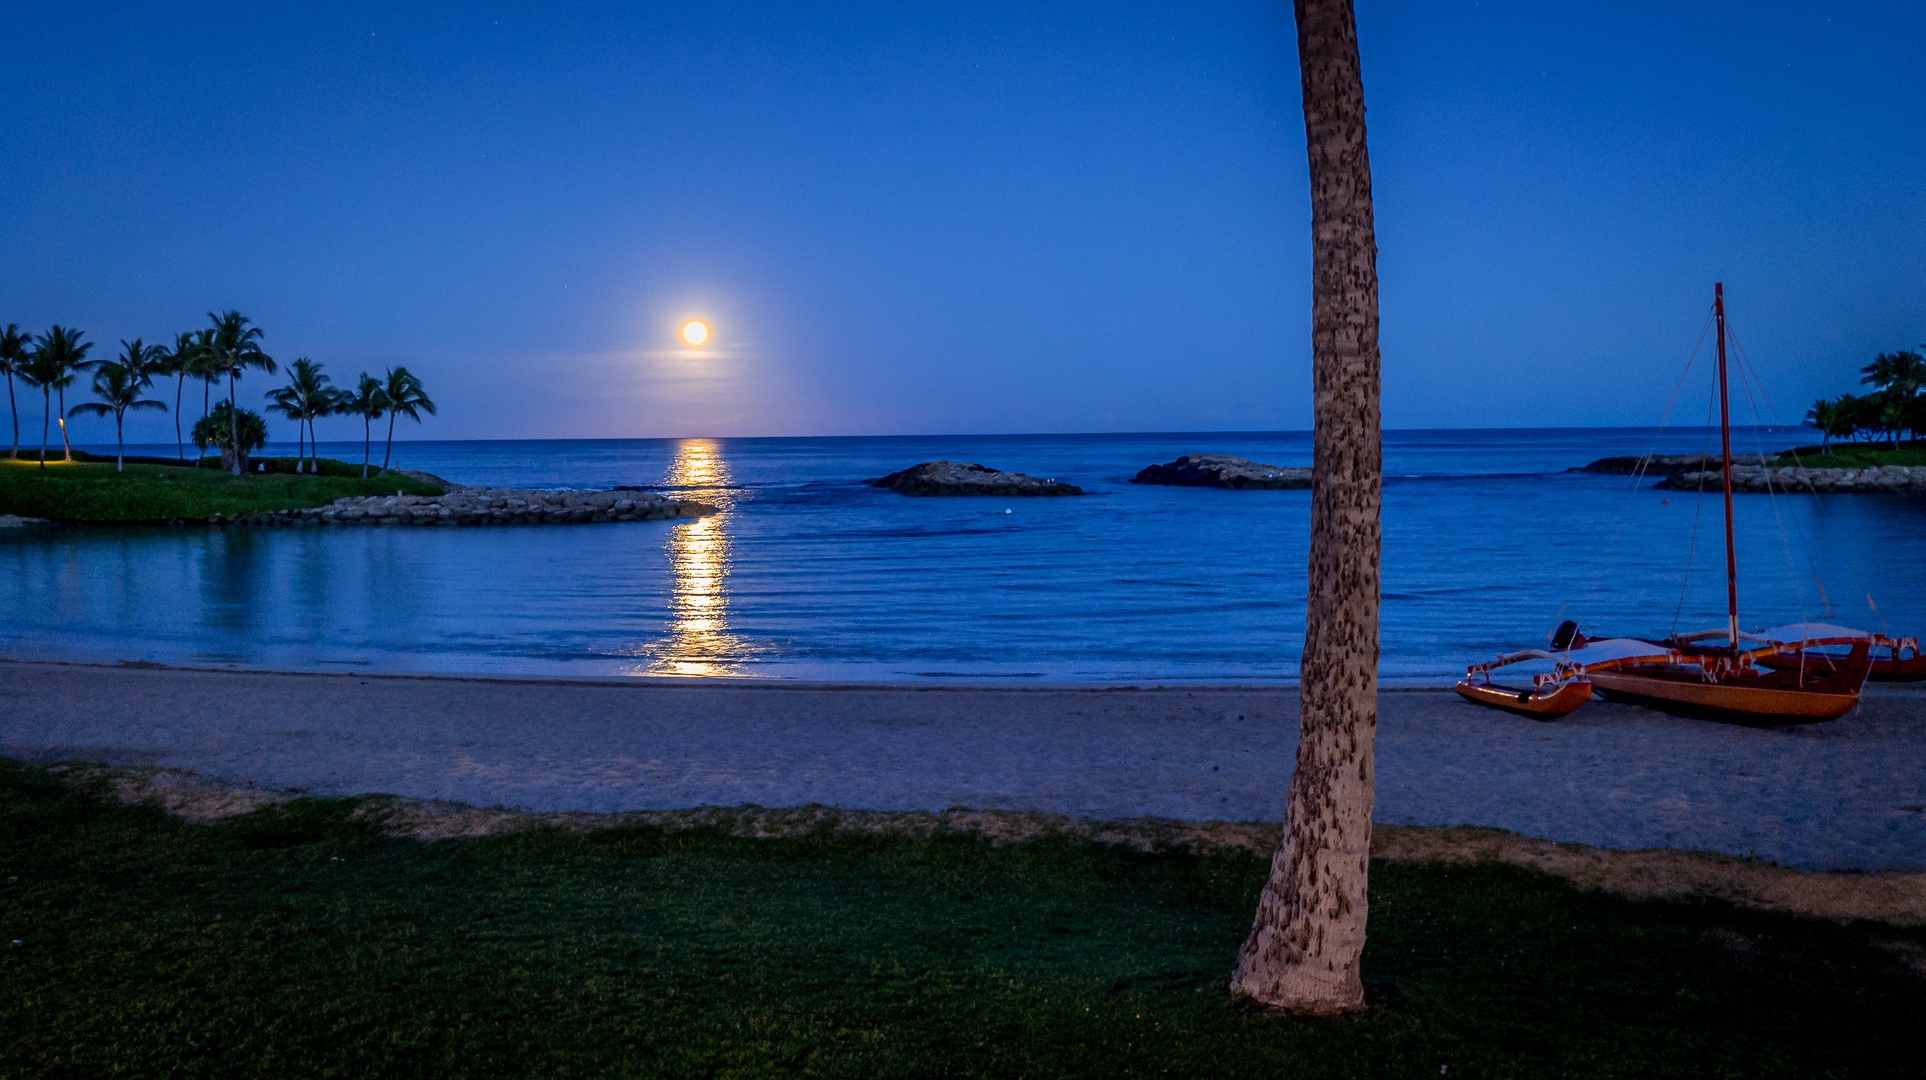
<box><xmin>3</xmin><ymin>659</ymin><xmax>1922</xmax><ymax>872</ymax></box>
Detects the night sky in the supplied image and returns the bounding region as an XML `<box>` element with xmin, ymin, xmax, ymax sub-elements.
<box><xmin>4</xmin><ymin>1</ymin><xmax>1921</xmax><ymax>443</ymax></box>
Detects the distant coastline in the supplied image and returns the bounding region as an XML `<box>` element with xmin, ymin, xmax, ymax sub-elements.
<box><xmin>1580</xmin><ymin>440</ymin><xmax>1926</xmax><ymax>494</ymax></box>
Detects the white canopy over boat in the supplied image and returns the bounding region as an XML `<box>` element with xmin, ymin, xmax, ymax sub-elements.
<box><xmin>1556</xmin><ymin>638</ymin><xmax>1677</xmax><ymax>668</ymax></box>
<box><xmin>1751</xmin><ymin>623</ymin><xmax>1873</xmax><ymax>644</ymax></box>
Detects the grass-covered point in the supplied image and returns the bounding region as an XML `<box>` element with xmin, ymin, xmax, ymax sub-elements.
<box><xmin>3</xmin><ymin>311</ymin><xmax>438</xmax><ymax>478</ymax></box>
<box><xmin>0</xmin><ymin>454</ymin><xmax>441</xmax><ymax>524</ymax></box>
<box><xmin>1772</xmin><ymin>440</ymin><xmax>1926</xmax><ymax>469</ymax></box>
<box><xmin>0</xmin><ymin>762</ymin><xmax>1919</xmax><ymax>1078</ymax></box>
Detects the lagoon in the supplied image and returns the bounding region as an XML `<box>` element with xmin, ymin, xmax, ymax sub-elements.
<box><xmin>3</xmin><ymin>428</ymin><xmax>1920</xmax><ymax>682</ymax></box>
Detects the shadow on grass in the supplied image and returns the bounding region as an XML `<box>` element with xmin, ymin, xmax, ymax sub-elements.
<box><xmin>2</xmin><ymin>761</ymin><xmax>1920</xmax><ymax>1077</ymax></box>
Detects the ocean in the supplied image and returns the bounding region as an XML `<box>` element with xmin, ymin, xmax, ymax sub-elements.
<box><xmin>4</xmin><ymin>428</ymin><xmax>1920</xmax><ymax>683</ymax></box>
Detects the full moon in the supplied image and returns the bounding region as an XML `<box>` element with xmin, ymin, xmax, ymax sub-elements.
<box><xmin>681</xmin><ymin>320</ymin><xmax>710</xmax><ymax>346</ymax></box>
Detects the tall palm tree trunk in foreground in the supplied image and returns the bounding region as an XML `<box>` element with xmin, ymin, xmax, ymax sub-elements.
<box><xmin>1230</xmin><ymin>0</ymin><xmax>1382</xmax><ymax>1015</ymax></box>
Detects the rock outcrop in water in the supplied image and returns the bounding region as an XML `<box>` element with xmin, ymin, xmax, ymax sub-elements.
<box><xmin>870</xmin><ymin>461</ymin><xmax>1082</xmax><ymax>496</ymax></box>
<box><xmin>218</xmin><ymin>487</ymin><xmax>716</xmax><ymax>527</ymax></box>
<box><xmin>1132</xmin><ymin>454</ymin><xmax>1311</xmax><ymax>489</ymax></box>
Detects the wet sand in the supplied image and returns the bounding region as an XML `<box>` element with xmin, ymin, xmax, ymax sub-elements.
<box><xmin>3</xmin><ymin>660</ymin><xmax>1922</xmax><ymax>871</ymax></box>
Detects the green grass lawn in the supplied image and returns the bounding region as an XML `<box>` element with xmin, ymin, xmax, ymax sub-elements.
<box><xmin>1772</xmin><ymin>441</ymin><xmax>1926</xmax><ymax>468</ymax></box>
<box><xmin>0</xmin><ymin>455</ymin><xmax>441</xmax><ymax>523</ymax></box>
<box><xmin>2</xmin><ymin>764</ymin><xmax>1920</xmax><ymax>1077</ymax></box>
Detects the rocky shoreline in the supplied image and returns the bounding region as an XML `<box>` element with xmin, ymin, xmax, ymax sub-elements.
<box><xmin>870</xmin><ymin>461</ymin><xmax>1082</xmax><ymax>496</ymax></box>
<box><xmin>1657</xmin><ymin>464</ymin><xmax>1926</xmax><ymax>494</ymax></box>
<box><xmin>1133</xmin><ymin>454</ymin><xmax>1310</xmax><ymax>489</ymax></box>
<box><xmin>217</xmin><ymin>486</ymin><xmax>717</xmax><ymax>527</ymax></box>
<box><xmin>1580</xmin><ymin>453</ymin><xmax>1926</xmax><ymax>494</ymax></box>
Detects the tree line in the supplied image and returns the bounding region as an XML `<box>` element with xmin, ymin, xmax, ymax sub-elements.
<box><xmin>0</xmin><ymin>311</ymin><xmax>433</xmax><ymax>477</ymax></box>
<box><xmin>1804</xmin><ymin>348</ymin><xmax>1925</xmax><ymax>449</ymax></box>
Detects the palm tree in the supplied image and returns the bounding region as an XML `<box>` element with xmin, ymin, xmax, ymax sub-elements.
<box><xmin>343</xmin><ymin>373</ymin><xmax>390</xmax><ymax>478</ymax></box>
<box><xmin>1230</xmin><ymin>0</ymin><xmax>1382</xmax><ymax>1015</ymax></box>
<box><xmin>0</xmin><ymin>323</ymin><xmax>29</xmax><ymax>460</ymax></box>
<box><xmin>189</xmin><ymin>328</ymin><xmax>219</xmax><ymax>464</ymax></box>
<box><xmin>20</xmin><ymin>326</ymin><xmax>94</xmax><ymax>466</ymax></box>
<box><xmin>1805</xmin><ymin>397</ymin><xmax>1842</xmax><ymax>453</ymax></box>
<box><xmin>68</xmin><ymin>341</ymin><xmax>168</xmax><ymax>471</ymax></box>
<box><xmin>205</xmin><ymin>311</ymin><xmax>276</xmax><ymax>475</ymax></box>
<box><xmin>159</xmin><ymin>331</ymin><xmax>206</xmax><ymax>463</ymax></box>
<box><xmin>1860</xmin><ymin>349</ymin><xmax>1924</xmax><ymax>443</ymax></box>
<box><xmin>379</xmin><ymin>366</ymin><xmax>436</xmax><ymax>473</ymax></box>
<box><xmin>266</xmin><ymin>358</ymin><xmax>337</xmax><ymax>474</ymax></box>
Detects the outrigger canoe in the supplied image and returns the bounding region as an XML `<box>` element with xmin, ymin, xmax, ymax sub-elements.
<box><xmin>1456</xmin><ymin>284</ymin><xmax>1918</xmax><ymax>725</ymax></box>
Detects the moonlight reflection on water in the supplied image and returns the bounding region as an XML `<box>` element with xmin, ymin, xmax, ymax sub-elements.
<box><xmin>648</xmin><ymin>439</ymin><xmax>744</xmax><ymax>676</ymax></box>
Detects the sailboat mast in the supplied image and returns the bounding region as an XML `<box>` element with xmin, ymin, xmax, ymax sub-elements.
<box><xmin>1714</xmin><ymin>282</ymin><xmax>1739</xmax><ymax>649</ymax></box>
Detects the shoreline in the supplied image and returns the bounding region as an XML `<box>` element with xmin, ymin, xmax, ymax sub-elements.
<box><xmin>5</xmin><ymin>659</ymin><xmax>1921</xmax><ymax>873</ymax></box>
<box><xmin>42</xmin><ymin>760</ymin><xmax>1926</xmax><ymax>927</ymax></box>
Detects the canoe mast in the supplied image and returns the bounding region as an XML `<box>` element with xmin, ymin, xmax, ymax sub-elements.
<box><xmin>1714</xmin><ymin>282</ymin><xmax>1740</xmax><ymax>650</ymax></box>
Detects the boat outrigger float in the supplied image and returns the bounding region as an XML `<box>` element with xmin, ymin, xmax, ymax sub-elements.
<box><xmin>1456</xmin><ymin>284</ymin><xmax>1924</xmax><ymax>724</ymax></box>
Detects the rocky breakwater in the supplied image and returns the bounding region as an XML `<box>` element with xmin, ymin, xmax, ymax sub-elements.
<box><xmin>1657</xmin><ymin>463</ymin><xmax>1926</xmax><ymax>494</ymax></box>
<box><xmin>1132</xmin><ymin>454</ymin><xmax>1311</xmax><ymax>489</ymax></box>
<box><xmin>220</xmin><ymin>487</ymin><xmax>717</xmax><ymax>527</ymax></box>
<box><xmin>870</xmin><ymin>461</ymin><xmax>1082</xmax><ymax>496</ymax></box>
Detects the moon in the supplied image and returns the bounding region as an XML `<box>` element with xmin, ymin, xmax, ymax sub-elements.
<box><xmin>681</xmin><ymin>320</ymin><xmax>710</xmax><ymax>346</ymax></box>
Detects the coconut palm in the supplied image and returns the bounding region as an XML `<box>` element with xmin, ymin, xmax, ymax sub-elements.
<box><xmin>378</xmin><ymin>366</ymin><xmax>435</xmax><ymax>473</ymax></box>
<box><xmin>266</xmin><ymin>358</ymin><xmax>336</xmax><ymax>474</ymax></box>
<box><xmin>205</xmin><ymin>311</ymin><xmax>277</xmax><ymax>475</ymax></box>
<box><xmin>68</xmin><ymin>341</ymin><xmax>168</xmax><ymax>471</ymax></box>
<box><xmin>159</xmin><ymin>331</ymin><xmax>207</xmax><ymax>463</ymax></box>
<box><xmin>1805</xmin><ymin>396</ymin><xmax>1850</xmax><ymax>453</ymax></box>
<box><xmin>343</xmin><ymin>373</ymin><xmax>390</xmax><ymax>478</ymax></box>
<box><xmin>1231</xmin><ymin>0</ymin><xmax>1382</xmax><ymax>1015</ymax></box>
<box><xmin>0</xmin><ymin>323</ymin><xmax>29</xmax><ymax>460</ymax></box>
<box><xmin>1860</xmin><ymin>349</ymin><xmax>1924</xmax><ymax>443</ymax></box>
<box><xmin>19</xmin><ymin>326</ymin><xmax>94</xmax><ymax>466</ymax></box>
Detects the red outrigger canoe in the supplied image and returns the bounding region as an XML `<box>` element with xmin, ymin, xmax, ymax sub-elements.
<box><xmin>1456</xmin><ymin>625</ymin><xmax>1903</xmax><ymax>723</ymax></box>
<box><xmin>1455</xmin><ymin>284</ymin><xmax>1920</xmax><ymax>724</ymax></box>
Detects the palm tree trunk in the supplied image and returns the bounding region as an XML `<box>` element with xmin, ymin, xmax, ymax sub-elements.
<box><xmin>199</xmin><ymin>379</ymin><xmax>210</xmax><ymax>467</ymax></box>
<box><xmin>115</xmin><ymin>411</ymin><xmax>125</xmax><ymax>472</ymax></box>
<box><xmin>7</xmin><ymin>373</ymin><xmax>17</xmax><ymax>459</ymax></box>
<box><xmin>363</xmin><ymin>416</ymin><xmax>372</xmax><ymax>479</ymax></box>
<box><xmin>1230</xmin><ymin>0</ymin><xmax>1382</xmax><ymax>1016</ymax></box>
<box><xmin>382</xmin><ymin>411</ymin><xmax>396</xmax><ymax>472</ymax></box>
<box><xmin>58</xmin><ymin>387</ymin><xmax>72</xmax><ymax>462</ymax></box>
<box><xmin>174</xmin><ymin>373</ymin><xmax>185</xmax><ymax>462</ymax></box>
<box><xmin>297</xmin><ymin>413</ymin><xmax>306</xmax><ymax>473</ymax></box>
<box><xmin>229</xmin><ymin>372</ymin><xmax>242</xmax><ymax>476</ymax></box>
<box><xmin>39</xmin><ymin>390</ymin><xmax>49</xmax><ymax>467</ymax></box>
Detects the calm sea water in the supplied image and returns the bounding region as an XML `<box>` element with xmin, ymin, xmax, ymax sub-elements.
<box><xmin>4</xmin><ymin>429</ymin><xmax>1920</xmax><ymax>683</ymax></box>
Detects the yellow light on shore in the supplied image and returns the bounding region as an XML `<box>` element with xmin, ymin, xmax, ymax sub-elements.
<box><xmin>681</xmin><ymin>320</ymin><xmax>710</xmax><ymax>347</ymax></box>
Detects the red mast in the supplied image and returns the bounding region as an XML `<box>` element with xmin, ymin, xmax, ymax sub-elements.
<box><xmin>1714</xmin><ymin>283</ymin><xmax>1739</xmax><ymax>649</ymax></box>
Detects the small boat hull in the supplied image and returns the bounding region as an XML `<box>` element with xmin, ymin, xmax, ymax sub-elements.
<box><xmin>1870</xmin><ymin>651</ymin><xmax>1926</xmax><ymax>683</ymax></box>
<box><xmin>1756</xmin><ymin>648</ymin><xmax>1926</xmax><ymax>683</ymax></box>
<box><xmin>1455</xmin><ymin>678</ymin><xmax>1593</xmax><ymax>719</ymax></box>
<box><xmin>1587</xmin><ymin>667</ymin><xmax>1863</xmax><ymax>723</ymax></box>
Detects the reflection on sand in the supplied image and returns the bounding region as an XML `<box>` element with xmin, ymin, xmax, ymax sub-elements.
<box><xmin>649</xmin><ymin>439</ymin><xmax>746</xmax><ymax>675</ymax></box>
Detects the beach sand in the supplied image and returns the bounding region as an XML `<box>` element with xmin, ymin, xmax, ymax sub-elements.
<box><xmin>3</xmin><ymin>660</ymin><xmax>1922</xmax><ymax>872</ymax></box>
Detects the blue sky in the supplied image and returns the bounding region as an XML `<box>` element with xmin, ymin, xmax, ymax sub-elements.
<box><xmin>3</xmin><ymin>1</ymin><xmax>1921</xmax><ymax>443</ymax></box>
